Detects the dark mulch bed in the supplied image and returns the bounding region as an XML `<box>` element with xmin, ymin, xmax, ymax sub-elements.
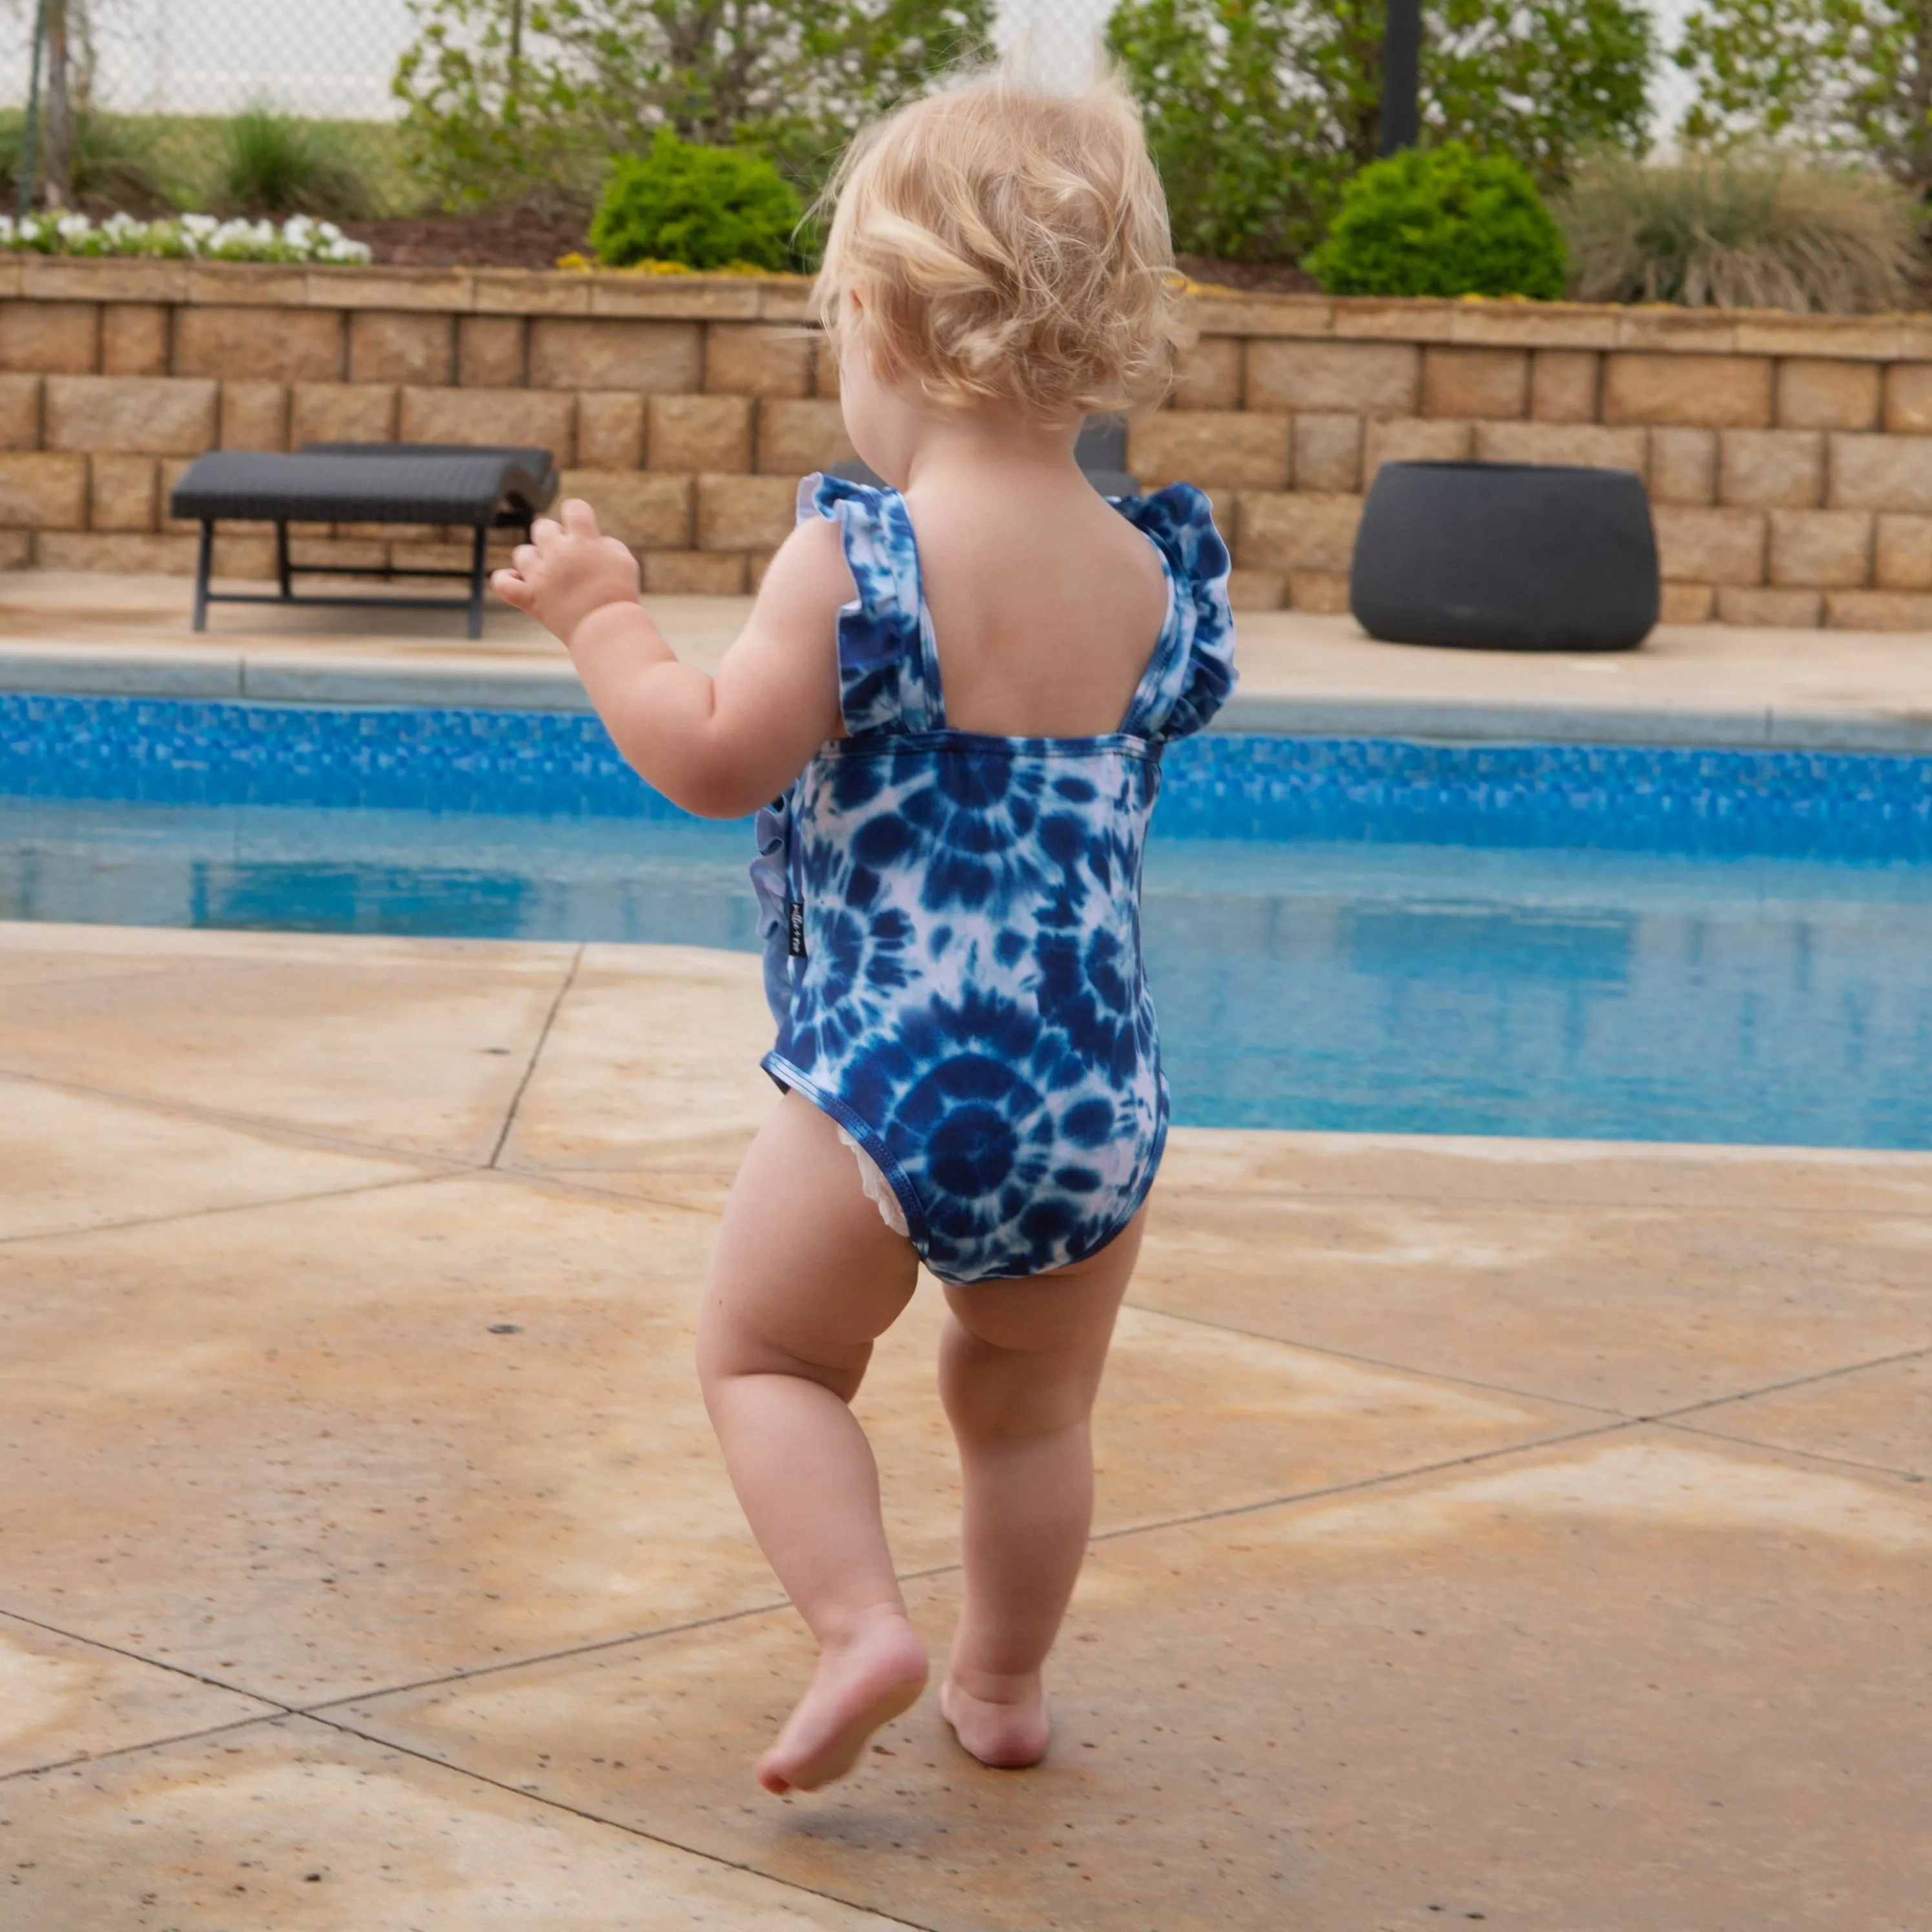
<box><xmin>340</xmin><ymin>207</ymin><xmax>590</xmax><ymax>271</ymax></box>
<box><xmin>1175</xmin><ymin>254</ymin><xmax>1319</xmax><ymax>296</ymax></box>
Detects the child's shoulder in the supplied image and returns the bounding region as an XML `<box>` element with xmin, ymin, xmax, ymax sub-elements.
<box><xmin>794</xmin><ymin>471</ymin><xmax>921</xmax><ymax>620</ymax></box>
<box><xmin>1108</xmin><ymin>480</ymin><xmax>1229</xmax><ymax>588</ymax></box>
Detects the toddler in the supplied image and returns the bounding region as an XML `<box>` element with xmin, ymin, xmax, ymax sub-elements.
<box><xmin>492</xmin><ymin>72</ymin><xmax>1235</xmax><ymax>1796</ymax></box>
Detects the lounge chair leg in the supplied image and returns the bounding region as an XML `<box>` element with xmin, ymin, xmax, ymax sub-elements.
<box><xmin>276</xmin><ymin>522</ymin><xmax>293</xmax><ymax>601</ymax></box>
<box><xmin>467</xmin><ymin>522</ymin><xmax>488</xmax><ymax>640</ymax></box>
<box><xmin>192</xmin><ymin>521</ymin><xmax>213</xmax><ymax>632</ymax></box>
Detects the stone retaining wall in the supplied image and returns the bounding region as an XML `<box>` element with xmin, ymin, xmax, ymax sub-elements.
<box><xmin>7</xmin><ymin>256</ymin><xmax>1932</xmax><ymax>627</ymax></box>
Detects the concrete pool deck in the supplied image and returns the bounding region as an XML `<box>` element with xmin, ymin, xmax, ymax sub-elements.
<box><xmin>1</xmin><ymin>919</ymin><xmax>1928</xmax><ymax>1928</ymax></box>
<box><xmin>4</xmin><ymin>568</ymin><xmax>1932</xmax><ymax>750</ymax></box>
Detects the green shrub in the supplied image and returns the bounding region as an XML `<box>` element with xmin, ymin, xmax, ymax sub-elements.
<box><xmin>220</xmin><ymin>107</ymin><xmax>369</xmax><ymax>218</ymax></box>
<box><xmin>1306</xmin><ymin>143</ymin><xmax>1568</xmax><ymax>298</ymax></box>
<box><xmin>1559</xmin><ymin>149</ymin><xmax>1921</xmax><ymax>313</ymax></box>
<box><xmin>1108</xmin><ymin>0</ymin><xmax>1652</xmax><ymax>265</ymax></box>
<box><xmin>590</xmin><ymin>130</ymin><xmax>801</xmax><ymax>271</ymax></box>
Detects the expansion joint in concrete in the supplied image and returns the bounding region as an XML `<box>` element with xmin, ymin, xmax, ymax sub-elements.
<box><xmin>293</xmin><ymin>1711</ymin><xmax>943</xmax><ymax>1931</ymax></box>
<box><xmin>1638</xmin><ymin>1340</ymin><xmax>1932</xmax><ymax>1426</ymax></box>
<box><xmin>488</xmin><ymin>944</ymin><xmax>583</xmax><ymax>1169</ymax></box>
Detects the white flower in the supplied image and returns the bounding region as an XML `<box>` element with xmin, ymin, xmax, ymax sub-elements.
<box><xmin>1</xmin><ymin>200</ymin><xmax>375</xmax><ymax>263</ymax></box>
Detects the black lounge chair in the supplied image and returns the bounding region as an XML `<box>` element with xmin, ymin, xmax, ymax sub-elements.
<box><xmin>168</xmin><ymin>442</ymin><xmax>559</xmax><ymax>639</ymax></box>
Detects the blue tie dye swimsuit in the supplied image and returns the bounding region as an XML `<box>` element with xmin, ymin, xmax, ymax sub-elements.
<box><xmin>751</xmin><ymin>471</ymin><xmax>1235</xmax><ymax>1286</ymax></box>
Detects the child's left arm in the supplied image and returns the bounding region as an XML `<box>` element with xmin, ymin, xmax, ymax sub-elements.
<box><xmin>492</xmin><ymin>498</ymin><xmax>848</xmax><ymax>819</ymax></box>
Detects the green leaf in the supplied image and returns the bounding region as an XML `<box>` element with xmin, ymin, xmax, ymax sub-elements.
<box><xmin>1675</xmin><ymin>0</ymin><xmax>1932</xmax><ymax>192</ymax></box>
<box><xmin>393</xmin><ymin>0</ymin><xmax>992</xmax><ymax>219</ymax></box>
<box><xmin>1107</xmin><ymin>0</ymin><xmax>1652</xmax><ymax>263</ymax></box>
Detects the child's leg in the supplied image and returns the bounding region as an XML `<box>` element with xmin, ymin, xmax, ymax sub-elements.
<box><xmin>936</xmin><ymin>1209</ymin><xmax>1145</xmax><ymax>1767</ymax></box>
<box><xmin>695</xmin><ymin>1089</ymin><xmax>925</xmax><ymax>1796</ymax></box>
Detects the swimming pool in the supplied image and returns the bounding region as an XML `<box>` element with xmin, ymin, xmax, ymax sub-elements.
<box><xmin>6</xmin><ymin>693</ymin><xmax>1932</xmax><ymax>1149</ymax></box>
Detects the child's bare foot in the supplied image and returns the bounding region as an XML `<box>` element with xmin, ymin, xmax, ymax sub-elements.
<box><xmin>757</xmin><ymin>1608</ymin><xmax>929</xmax><ymax>1795</ymax></box>
<box><xmin>940</xmin><ymin>1665</ymin><xmax>1052</xmax><ymax>1769</ymax></box>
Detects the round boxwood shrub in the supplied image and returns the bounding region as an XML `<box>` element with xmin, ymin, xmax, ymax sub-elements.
<box><xmin>590</xmin><ymin>130</ymin><xmax>801</xmax><ymax>272</ymax></box>
<box><xmin>1306</xmin><ymin>143</ymin><xmax>1568</xmax><ymax>300</ymax></box>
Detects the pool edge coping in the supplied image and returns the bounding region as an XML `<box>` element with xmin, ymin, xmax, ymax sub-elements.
<box><xmin>6</xmin><ymin>640</ymin><xmax>1932</xmax><ymax>754</ymax></box>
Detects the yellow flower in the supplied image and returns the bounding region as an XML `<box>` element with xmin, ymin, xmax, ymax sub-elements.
<box><xmin>551</xmin><ymin>252</ymin><xmax>809</xmax><ymax>278</ymax></box>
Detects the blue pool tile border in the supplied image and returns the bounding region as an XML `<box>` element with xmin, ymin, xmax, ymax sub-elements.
<box><xmin>4</xmin><ymin>692</ymin><xmax>1931</xmax><ymax>861</ymax></box>
<box><xmin>1156</xmin><ymin>730</ymin><xmax>1932</xmax><ymax>859</ymax></box>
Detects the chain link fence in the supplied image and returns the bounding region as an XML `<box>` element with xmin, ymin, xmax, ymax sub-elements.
<box><xmin>3</xmin><ymin>0</ymin><xmax>415</xmax><ymax>118</ymax></box>
<box><xmin>3</xmin><ymin>0</ymin><xmax>1114</xmax><ymax>119</ymax></box>
<box><xmin>995</xmin><ymin>0</ymin><xmax>1114</xmax><ymax>92</ymax></box>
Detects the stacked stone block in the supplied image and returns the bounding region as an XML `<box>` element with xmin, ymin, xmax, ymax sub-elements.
<box><xmin>1124</xmin><ymin>305</ymin><xmax>1932</xmax><ymax>627</ymax></box>
<box><xmin>6</xmin><ymin>257</ymin><xmax>1932</xmax><ymax>626</ymax></box>
<box><xmin>0</xmin><ymin>262</ymin><xmax>851</xmax><ymax>593</ymax></box>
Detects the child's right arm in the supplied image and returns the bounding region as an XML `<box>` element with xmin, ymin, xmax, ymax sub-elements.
<box><xmin>492</xmin><ymin>498</ymin><xmax>851</xmax><ymax>819</ymax></box>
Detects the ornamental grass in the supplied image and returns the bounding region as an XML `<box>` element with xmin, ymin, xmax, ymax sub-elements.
<box><xmin>1559</xmin><ymin>149</ymin><xmax>1923</xmax><ymax>313</ymax></box>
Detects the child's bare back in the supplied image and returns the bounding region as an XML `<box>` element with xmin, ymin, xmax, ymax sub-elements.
<box><xmin>491</xmin><ymin>70</ymin><xmax>1235</xmax><ymax>1796</ymax></box>
<box><xmin>901</xmin><ymin>451</ymin><xmax>1170</xmax><ymax>737</ymax></box>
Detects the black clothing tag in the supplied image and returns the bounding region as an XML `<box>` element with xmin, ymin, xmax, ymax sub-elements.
<box><xmin>787</xmin><ymin>901</ymin><xmax>807</xmax><ymax>958</ymax></box>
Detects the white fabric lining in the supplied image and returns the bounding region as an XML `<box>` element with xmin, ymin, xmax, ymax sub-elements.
<box><xmin>836</xmin><ymin>1124</ymin><xmax>910</xmax><ymax>1237</ymax></box>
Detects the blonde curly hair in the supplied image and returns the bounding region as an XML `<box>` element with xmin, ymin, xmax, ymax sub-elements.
<box><xmin>814</xmin><ymin>72</ymin><xmax>1184</xmax><ymax>424</ymax></box>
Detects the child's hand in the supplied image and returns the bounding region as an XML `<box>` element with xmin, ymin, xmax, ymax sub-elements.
<box><xmin>491</xmin><ymin>498</ymin><xmax>641</xmax><ymax>646</ymax></box>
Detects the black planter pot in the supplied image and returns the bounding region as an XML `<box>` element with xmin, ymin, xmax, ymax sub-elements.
<box><xmin>1349</xmin><ymin>460</ymin><xmax>1660</xmax><ymax>652</ymax></box>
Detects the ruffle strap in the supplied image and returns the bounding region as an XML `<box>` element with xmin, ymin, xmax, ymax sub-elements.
<box><xmin>1112</xmin><ymin>482</ymin><xmax>1237</xmax><ymax>743</ymax></box>
<box><xmin>797</xmin><ymin>472</ymin><xmax>941</xmax><ymax>737</ymax></box>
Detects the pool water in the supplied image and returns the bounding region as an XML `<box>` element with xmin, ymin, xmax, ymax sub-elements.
<box><xmin>8</xmin><ymin>792</ymin><xmax>1932</xmax><ymax>1150</ymax></box>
